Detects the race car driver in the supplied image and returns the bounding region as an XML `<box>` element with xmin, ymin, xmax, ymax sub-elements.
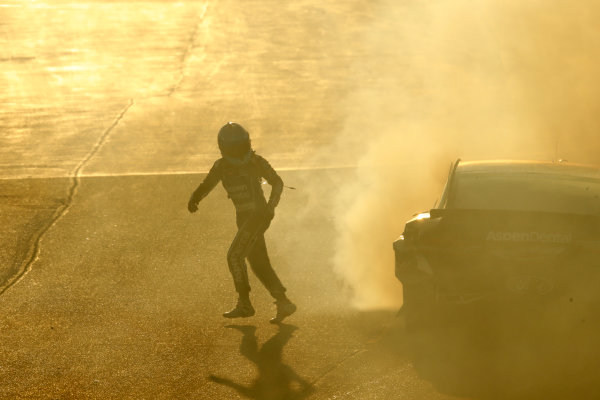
<box><xmin>187</xmin><ymin>122</ymin><xmax>296</xmax><ymax>324</ymax></box>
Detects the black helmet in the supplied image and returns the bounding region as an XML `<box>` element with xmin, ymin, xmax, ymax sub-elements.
<box><xmin>218</xmin><ymin>122</ymin><xmax>252</xmax><ymax>162</ymax></box>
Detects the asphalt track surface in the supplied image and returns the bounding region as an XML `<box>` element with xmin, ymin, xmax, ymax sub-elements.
<box><xmin>2</xmin><ymin>1</ymin><xmax>600</xmax><ymax>399</ymax></box>
<box><xmin>0</xmin><ymin>171</ymin><xmax>461</xmax><ymax>400</ymax></box>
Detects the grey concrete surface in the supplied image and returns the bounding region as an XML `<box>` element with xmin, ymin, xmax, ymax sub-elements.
<box><xmin>0</xmin><ymin>1</ymin><xmax>372</xmax><ymax>179</ymax></box>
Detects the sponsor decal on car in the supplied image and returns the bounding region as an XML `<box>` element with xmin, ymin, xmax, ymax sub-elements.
<box><xmin>487</xmin><ymin>231</ymin><xmax>572</xmax><ymax>244</ymax></box>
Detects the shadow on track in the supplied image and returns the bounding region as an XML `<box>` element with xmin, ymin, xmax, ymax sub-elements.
<box><xmin>209</xmin><ymin>324</ymin><xmax>314</xmax><ymax>400</ymax></box>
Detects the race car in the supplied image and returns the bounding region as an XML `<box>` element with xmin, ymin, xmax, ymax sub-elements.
<box><xmin>394</xmin><ymin>160</ymin><xmax>600</xmax><ymax>330</ymax></box>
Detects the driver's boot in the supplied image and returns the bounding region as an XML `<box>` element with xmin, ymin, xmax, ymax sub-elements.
<box><xmin>269</xmin><ymin>298</ymin><xmax>296</xmax><ymax>324</ymax></box>
<box><xmin>223</xmin><ymin>296</ymin><xmax>255</xmax><ymax>318</ymax></box>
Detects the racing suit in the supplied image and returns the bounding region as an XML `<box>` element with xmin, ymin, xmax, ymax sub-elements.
<box><xmin>189</xmin><ymin>153</ymin><xmax>287</xmax><ymax>299</ymax></box>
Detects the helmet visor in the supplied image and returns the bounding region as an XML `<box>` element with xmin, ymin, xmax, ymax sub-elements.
<box><xmin>220</xmin><ymin>141</ymin><xmax>251</xmax><ymax>159</ymax></box>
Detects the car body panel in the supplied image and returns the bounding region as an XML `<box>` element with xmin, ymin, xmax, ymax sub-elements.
<box><xmin>394</xmin><ymin>160</ymin><xmax>600</xmax><ymax>317</ymax></box>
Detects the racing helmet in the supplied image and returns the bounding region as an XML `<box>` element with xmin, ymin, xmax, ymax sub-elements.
<box><xmin>217</xmin><ymin>122</ymin><xmax>252</xmax><ymax>161</ymax></box>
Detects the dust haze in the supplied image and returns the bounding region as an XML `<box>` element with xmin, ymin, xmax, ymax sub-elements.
<box><xmin>329</xmin><ymin>0</ymin><xmax>600</xmax><ymax>309</ymax></box>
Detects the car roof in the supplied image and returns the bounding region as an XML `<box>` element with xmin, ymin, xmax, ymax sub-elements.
<box><xmin>456</xmin><ymin>160</ymin><xmax>600</xmax><ymax>178</ymax></box>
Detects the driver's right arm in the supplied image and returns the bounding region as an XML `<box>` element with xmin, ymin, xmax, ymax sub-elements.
<box><xmin>188</xmin><ymin>160</ymin><xmax>222</xmax><ymax>213</ymax></box>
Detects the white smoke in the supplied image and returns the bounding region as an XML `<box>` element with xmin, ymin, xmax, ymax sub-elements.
<box><xmin>331</xmin><ymin>0</ymin><xmax>600</xmax><ymax>309</ymax></box>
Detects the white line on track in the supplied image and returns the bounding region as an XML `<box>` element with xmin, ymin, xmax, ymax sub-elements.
<box><xmin>0</xmin><ymin>164</ymin><xmax>357</xmax><ymax>181</ymax></box>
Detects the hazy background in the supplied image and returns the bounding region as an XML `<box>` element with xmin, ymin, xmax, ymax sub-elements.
<box><xmin>2</xmin><ymin>0</ymin><xmax>600</xmax><ymax>310</ymax></box>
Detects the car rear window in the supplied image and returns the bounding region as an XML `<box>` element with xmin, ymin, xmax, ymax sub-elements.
<box><xmin>449</xmin><ymin>172</ymin><xmax>600</xmax><ymax>215</ymax></box>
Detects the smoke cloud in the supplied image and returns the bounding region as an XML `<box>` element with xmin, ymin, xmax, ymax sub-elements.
<box><xmin>331</xmin><ymin>0</ymin><xmax>600</xmax><ymax>309</ymax></box>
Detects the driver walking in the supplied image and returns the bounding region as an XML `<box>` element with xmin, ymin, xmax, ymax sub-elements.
<box><xmin>187</xmin><ymin>122</ymin><xmax>296</xmax><ymax>324</ymax></box>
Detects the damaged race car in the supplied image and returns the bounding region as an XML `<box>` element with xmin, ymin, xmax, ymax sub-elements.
<box><xmin>394</xmin><ymin>160</ymin><xmax>600</xmax><ymax>331</ymax></box>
